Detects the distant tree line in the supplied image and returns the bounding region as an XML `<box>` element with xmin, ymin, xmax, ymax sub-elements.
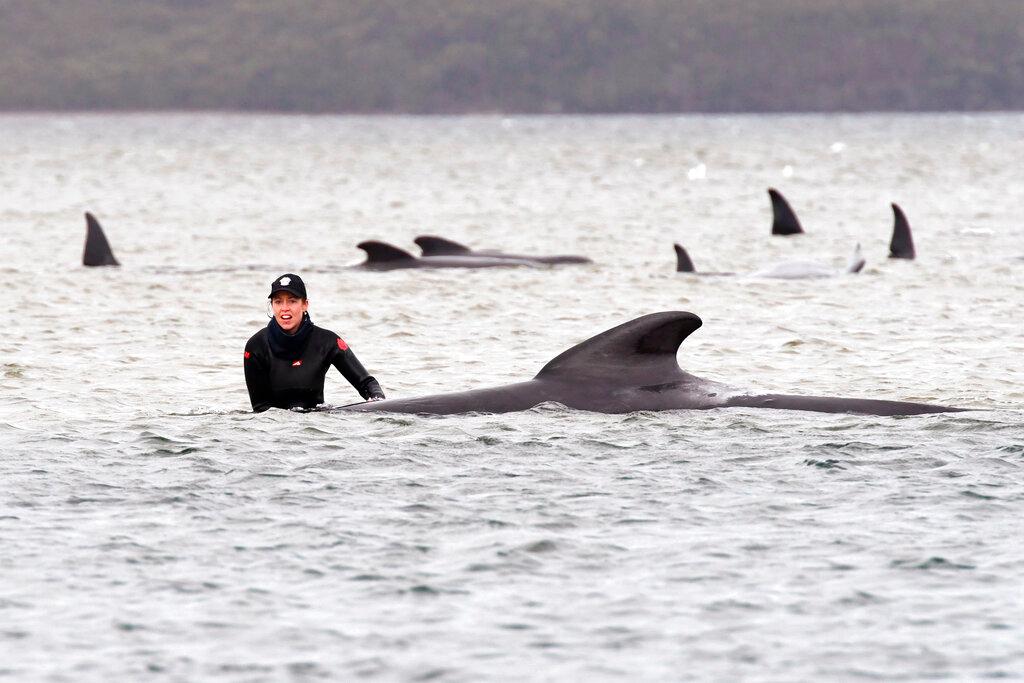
<box><xmin>1</xmin><ymin>0</ymin><xmax>1023</xmax><ymax>113</ymax></box>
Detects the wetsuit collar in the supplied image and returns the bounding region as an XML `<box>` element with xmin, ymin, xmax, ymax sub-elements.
<box><xmin>267</xmin><ymin>312</ymin><xmax>314</xmax><ymax>360</ymax></box>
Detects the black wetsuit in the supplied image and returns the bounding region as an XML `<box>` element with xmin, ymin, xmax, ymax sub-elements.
<box><xmin>244</xmin><ymin>315</ymin><xmax>384</xmax><ymax>412</ymax></box>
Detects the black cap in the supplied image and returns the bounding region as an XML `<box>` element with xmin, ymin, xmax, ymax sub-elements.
<box><xmin>268</xmin><ymin>273</ymin><xmax>307</xmax><ymax>299</ymax></box>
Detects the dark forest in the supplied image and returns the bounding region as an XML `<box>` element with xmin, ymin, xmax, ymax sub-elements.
<box><xmin>2</xmin><ymin>0</ymin><xmax>1022</xmax><ymax>113</ymax></box>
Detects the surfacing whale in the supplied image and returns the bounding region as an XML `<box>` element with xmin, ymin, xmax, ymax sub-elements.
<box><xmin>340</xmin><ymin>312</ymin><xmax>962</xmax><ymax>416</ymax></box>
<box><xmin>673</xmin><ymin>244</ymin><xmax>735</xmax><ymax>276</ymax></box>
<box><xmin>355</xmin><ymin>241</ymin><xmax>538</xmax><ymax>270</ymax></box>
<box><xmin>414</xmin><ymin>235</ymin><xmax>592</xmax><ymax>265</ymax></box>
<box><xmin>674</xmin><ymin>243</ymin><xmax>865</xmax><ymax>279</ymax></box>
<box><xmin>769</xmin><ymin>188</ymin><xmax>804</xmax><ymax>236</ymax></box>
<box><xmin>889</xmin><ymin>203</ymin><xmax>916</xmax><ymax>259</ymax></box>
<box><xmin>83</xmin><ymin>212</ymin><xmax>119</xmax><ymax>266</ymax></box>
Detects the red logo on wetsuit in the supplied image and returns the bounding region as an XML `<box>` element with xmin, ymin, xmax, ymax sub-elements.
<box><xmin>292</xmin><ymin>360</ymin><xmax>303</xmax><ymax>367</ymax></box>
<box><xmin>244</xmin><ymin>351</ymin><xmax>250</xmax><ymax>359</ymax></box>
<box><xmin>337</xmin><ymin>338</ymin><xmax>349</xmax><ymax>351</ymax></box>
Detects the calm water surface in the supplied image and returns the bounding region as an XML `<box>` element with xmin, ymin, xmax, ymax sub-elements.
<box><xmin>1</xmin><ymin>113</ymin><xmax>1022</xmax><ymax>681</ymax></box>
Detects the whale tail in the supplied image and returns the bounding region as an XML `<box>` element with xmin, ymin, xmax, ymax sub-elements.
<box><xmin>83</xmin><ymin>212</ymin><xmax>120</xmax><ymax>266</ymax></box>
<box><xmin>357</xmin><ymin>240</ymin><xmax>416</xmax><ymax>265</ymax></box>
<box><xmin>725</xmin><ymin>393</ymin><xmax>960</xmax><ymax>415</ymax></box>
<box><xmin>768</xmin><ymin>188</ymin><xmax>804</xmax><ymax>235</ymax></box>
<box><xmin>845</xmin><ymin>243</ymin><xmax>866</xmax><ymax>274</ymax></box>
<box><xmin>674</xmin><ymin>243</ymin><xmax>696</xmax><ymax>273</ymax></box>
<box><xmin>535</xmin><ymin>311</ymin><xmax>702</xmax><ymax>385</ymax></box>
<box><xmin>414</xmin><ymin>235</ymin><xmax>472</xmax><ymax>256</ymax></box>
<box><xmin>889</xmin><ymin>203</ymin><xmax>916</xmax><ymax>259</ymax></box>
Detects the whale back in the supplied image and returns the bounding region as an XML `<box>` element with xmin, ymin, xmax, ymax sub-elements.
<box><xmin>535</xmin><ymin>311</ymin><xmax>702</xmax><ymax>385</ymax></box>
<box><xmin>357</xmin><ymin>240</ymin><xmax>416</xmax><ymax>264</ymax></box>
<box><xmin>889</xmin><ymin>203</ymin><xmax>916</xmax><ymax>259</ymax></box>
<box><xmin>341</xmin><ymin>310</ymin><xmax>962</xmax><ymax>416</ymax></box>
<box><xmin>674</xmin><ymin>244</ymin><xmax>696</xmax><ymax>272</ymax></box>
<box><xmin>83</xmin><ymin>212</ymin><xmax>120</xmax><ymax>267</ymax></box>
<box><xmin>768</xmin><ymin>188</ymin><xmax>804</xmax><ymax>236</ymax></box>
<box><xmin>414</xmin><ymin>235</ymin><xmax>472</xmax><ymax>256</ymax></box>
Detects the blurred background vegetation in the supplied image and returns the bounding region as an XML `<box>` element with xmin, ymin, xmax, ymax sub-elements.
<box><xmin>2</xmin><ymin>0</ymin><xmax>1022</xmax><ymax>112</ymax></box>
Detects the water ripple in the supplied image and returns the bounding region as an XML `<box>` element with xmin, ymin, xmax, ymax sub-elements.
<box><xmin>2</xmin><ymin>113</ymin><xmax>1022</xmax><ymax>681</ymax></box>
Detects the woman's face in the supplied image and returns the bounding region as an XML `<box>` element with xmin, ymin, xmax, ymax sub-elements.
<box><xmin>271</xmin><ymin>292</ymin><xmax>308</xmax><ymax>333</ymax></box>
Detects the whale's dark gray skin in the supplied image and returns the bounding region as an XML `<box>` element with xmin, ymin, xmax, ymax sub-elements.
<box><xmin>83</xmin><ymin>212</ymin><xmax>119</xmax><ymax>266</ymax></box>
<box><xmin>339</xmin><ymin>312</ymin><xmax>963</xmax><ymax>416</ymax></box>
<box><xmin>673</xmin><ymin>244</ymin><xmax>735</xmax><ymax>276</ymax></box>
<box><xmin>769</xmin><ymin>188</ymin><xmax>804</xmax><ymax>236</ymax></box>
<box><xmin>889</xmin><ymin>203</ymin><xmax>916</xmax><ymax>259</ymax></box>
<box><xmin>414</xmin><ymin>235</ymin><xmax>592</xmax><ymax>265</ymax></box>
<box><xmin>674</xmin><ymin>243</ymin><xmax>864</xmax><ymax>279</ymax></box>
<box><xmin>356</xmin><ymin>240</ymin><xmax>537</xmax><ymax>270</ymax></box>
<box><xmin>674</xmin><ymin>243</ymin><xmax>695</xmax><ymax>272</ymax></box>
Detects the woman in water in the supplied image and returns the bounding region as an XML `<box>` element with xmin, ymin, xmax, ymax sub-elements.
<box><xmin>244</xmin><ymin>274</ymin><xmax>385</xmax><ymax>412</ymax></box>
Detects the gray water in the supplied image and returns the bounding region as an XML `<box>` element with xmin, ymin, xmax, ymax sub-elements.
<box><xmin>1</xmin><ymin>113</ymin><xmax>1022</xmax><ymax>681</ymax></box>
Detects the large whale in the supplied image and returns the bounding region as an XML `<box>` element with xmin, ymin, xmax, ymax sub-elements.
<box><xmin>355</xmin><ymin>241</ymin><xmax>538</xmax><ymax>270</ymax></box>
<box><xmin>414</xmin><ymin>235</ymin><xmax>592</xmax><ymax>265</ymax></box>
<box><xmin>339</xmin><ymin>312</ymin><xmax>962</xmax><ymax>416</ymax></box>
<box><xmin>889</xmin><ymin>203</ymin><xmax>916</xmax><ymax>259</ymax></box>
<box><xmin>674</xmin><ymin>244</ymin><xmax>865</xmax><ymax>279</ymax></box>
<box><xmin>83</xmin><ymin>212</ymin><xmax>119</xmax><ymax>266</ymax></box>
<box><xmin>769</xmin><ymin>188</ymin><xmax>804</xmax><ymax>236</ymax></box>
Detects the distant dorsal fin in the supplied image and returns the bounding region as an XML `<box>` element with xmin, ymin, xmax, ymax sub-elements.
<box><xmin>357</xmin><ymin>240</ymin><xmax>415</xmax><ymax>263</ymax></box>
<box><xmin>414</xmin><ymin>235</ymin><xmax>472</xmax><ymax>256</ymax></box>
<box><xmin>889</xmin><ymin>203</ymin><xmax>916</xmax><ymax>259</ymax></box>
<box><xmin>768</xmin><ymin>188</ymin><xmax>804</xmax><ymax>235</ymax></box>
<box><xmin>674</xmin><ymin>244</ymin><xmax>696</xmax><ymax>273</ymax></box>
<box><xmin>535</xmin><ymin>311</ymin><xmax>702</xmax><ymax>384</ymax></box>
<box><xmin>846</xmin><ymin>243</ymin><xmax>866</xmax><ymax>274</ymax></box>
<box><xmin>83</xmin><ymin>212</ymin><xmax>119</xmax><ymax>266</ymax></box>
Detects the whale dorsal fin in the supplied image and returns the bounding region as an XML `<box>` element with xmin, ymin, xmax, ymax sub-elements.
<box><xmin>889</xmin><ymin>203</ymin><xmax>915</xmax><ymax>259</ymax></box>
<box><xmin>83</xmin><ymin>212</ymin><xmax>119</xmax><ymax>266</ymax></box>
<box><xmin>768</xmin><ymin>188</ymin><xmax>804</xmax><ymax>235</ymax></box>
<box><xmin>535</xmin><ymin>311</ymin><xmax>702</xmax><ymax>384</ymax></box>
<box><xmin>357</xmin><ymin>240</ymin><xmax>415</xmax><ymax>263</ymax></box>
<box><xmin>674</xmin><ymin>244</ymin><xmax>696</xmax><ymax>272</ymax></box>
<box><xmin>846</xmin><ymin>243</ymin><xmax>866</xmax><ymax>274</ymax></box>
<box><xmin>414</xmin><ymin>235</ymin><xmax>472</xmax><ymax>256</ymax></box>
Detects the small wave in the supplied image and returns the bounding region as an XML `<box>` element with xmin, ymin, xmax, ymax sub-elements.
<box><xmin>2</xmin><ymin>364</ymin><xmax>24</xmax><ymax>379</ymax></box>
<box><xmin>160</xmin><ymin>579</ymin><xmax>223</xmax><ymax>594</ymax></box>
<box><xmin>835</xmin><ymin>590</ymin><xmax>885</xmax><ymax>606</ymax></box>
<box><xmin>403</xmin><ymin>584</ymin><xmax>442</xmax><ymax>596</ymax></box>
<box><xmin>400</xmin><ymin>503</ymin><xmax>436</xmax><ymax>513</ymax></box>
<box><xmin>961</xmin><ymin>490</ymin><xmax>999</xmax><ymax>500</ymax></box>
<box><xmin>803</xmin><ymin>458</ymin><xmax>846</xmax><ymax>469</ymax></box>
<box><xmin>703</xmin><ymin>599</ymin><xmax>765</xmax><ymax>613</ymax></box>
<box><xmin>890</xmin><ymin>557</ymin><xmax>975</xmax><ymax>571</ymax></box>
<box><xmin>114</xmin><ymin>622</ymin><xmax>146</xmax><ymax>632</ymax></box>
<box><xmin>521</xmin><ymin>539</ymin><xmax>557</xmax><ymax>553</ymax></box>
